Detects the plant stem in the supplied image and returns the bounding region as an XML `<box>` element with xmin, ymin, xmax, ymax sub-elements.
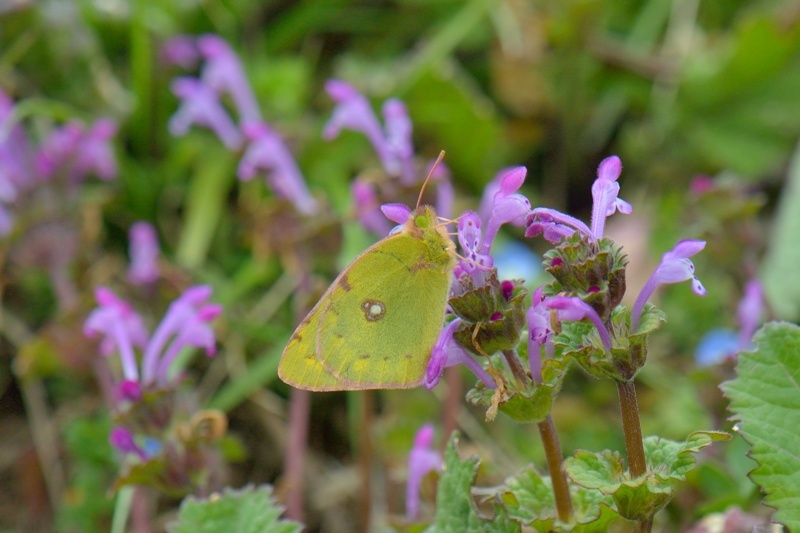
<box><xmin>358</xmin><ymin>390</ymin><xmax>376</xmax><ymax>533</ymax></box>
<box><xmin>537</xmin><ymin>415</ymin><xmax>573</xmax><ymax>522</ymax></box>
<box><xmin>616</xmin><ymin>379</ymin><xmax>646</xmax><ymax>478</ymax></box>
<box><xmin>442</xmin><ymin>367</ymin><xmax>461</xmax><ymax>440</ymax></box>
<box><xmin>284</xmin><ymin>387</ymin><xmax>310</xmax><ymax>522</ymax></box>
<box><xmin>502</xmin><ymin>349</ymin><xmax>530</xmax><ymax>388</ymax></box>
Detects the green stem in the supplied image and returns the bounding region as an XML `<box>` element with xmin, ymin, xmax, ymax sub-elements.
<box><xmin>537</xmin><ymin>414</ymin><xmax>573</xmax><ymax>522</ymax></box>
<box><xmin>617</xmin><ymin>380</ymin><xmax>646</xmax><ymax>478</ymax></box>
<box><xmin>110</xmin><ymin>486</ymin><xmax>134</xmax><ymax>533</ymax></box>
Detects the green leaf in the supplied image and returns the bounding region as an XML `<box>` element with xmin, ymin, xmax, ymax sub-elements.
<box><xmin>466</xmin><ymin>358</ymin><xmax>568</xmax><ymax>423</ymax></box>
<box><xmin>762</xmin><ymin>145</ymin><xmax>800</xmax><ymax>321</ymax></box>
<box><xmin>722</xmin><ymin>322</ymin><xmax>800</xmax><ymax>529</ymax></box>
<box><xmin>167</xmin><ymin>484</ymin><xmax>302</xmax><ymax>533</ymax></box>
<box><xmin>564</xmin><ymin>431</ymin><xmax>728</xmax><ymax>521</ymax></box>
<box><xmin>497</xmin><ymin>467</ymin><xmax>619</xmax><ymax>532</ymax></box>
<box><xmin>426</xmin><ymin>433</ymin><xmax>520</xmax><ymax>533</ymax></box>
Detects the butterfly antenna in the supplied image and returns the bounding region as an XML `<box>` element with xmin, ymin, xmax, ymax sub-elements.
<box><xmin>416</xmin><ymin>150</ymin><xmax>446</xmax><ymax>210</ymax></box>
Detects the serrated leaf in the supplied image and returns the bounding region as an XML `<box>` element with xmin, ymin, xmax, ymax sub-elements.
<box><xmin>426</xmin><ymin>433</ymin><xmax>520</xmax><ymax>532</ymax></box>
<box><xmin>722</xmin><ymin>322</ymin><xmax>800</xmax><ymax>529</ymax></box>
<box><xmin>167</xmin><ymin>484</ymin><xmax>302</xmax><ymax>533</ymax></box>
<box><xmin>564</xmin><ymin>432</ymin><xmax>727</xmax><ymax>521</ymax></box>
<box><xmin>490</xmin><ymin>466</ymin><xmax>620</xmax><ymax>532</ymax></box>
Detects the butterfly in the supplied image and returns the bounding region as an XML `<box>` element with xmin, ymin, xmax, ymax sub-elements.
<box><xmin>278</xmin><ymin>158</ymin><xmax>456</xmax><ymax>391</ymax></box>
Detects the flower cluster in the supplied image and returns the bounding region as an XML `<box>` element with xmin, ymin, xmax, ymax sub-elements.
<box><xmin>422</xmin><ymin>155</ymin><xmax>708</xmax><ymax>407</ymax></box>
<box><xmin>323</xmin><ymin>80</ymin><xmax>453</xmax><ymax>235</ymax></box>
<box><xmin>84</xmin><ymin>285</ymin><xmax>224</xmax><ymax>492</ymax></box>
<box><xmin>0</xmin><ymin>89</ymin><xmax>117</xmax><ymax>235</ymax></box>
<box><xmin>164</xmin><ymin>34</ymin><xmax>317</xmax><ymax>215</ymax></box>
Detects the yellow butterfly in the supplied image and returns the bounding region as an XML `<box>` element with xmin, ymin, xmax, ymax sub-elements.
<box><xmin>279</xmin><ymin>169</ymin><xmax>456</xmax><ymax>391</ymax></box>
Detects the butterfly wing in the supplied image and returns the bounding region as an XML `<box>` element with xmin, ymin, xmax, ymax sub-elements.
<box><xmin>278</xmin><ymin>231</ymin><xmax>452</xmax><ymax>391</ymax></box>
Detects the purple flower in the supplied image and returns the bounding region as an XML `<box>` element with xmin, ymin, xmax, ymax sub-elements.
<box><xmin>352</xmin><ymin>180</ymin><xmax>393</xmax><ymax>235</ymax></box>
<box><xmin>525</xmin><ymin>207</ymin><xmax>592</xmax><ymax>243</ymax></box>
<box><xmin>590</xmin><ymin>156</ymin><xmax>631</xmax><ymax>239</ymax></box>
<box><xmin>526</xmin><ymin>155</ymin><xmax>631</xmax><ymax>243</ymax></box>
<box><xmin>85</xmin><ymin>286</ymin><xmax>222</xmax><ymax>389</ymax></box>
<box><xmin>323</xmin><ymin>80</ymin><xmax>401</xmax><ymax>178</ymax></box>
<box><xmin>527</xmin><ymin>287</ymin><xmax>554</xmax><ymax>382</ymax></box>
<box><xmin>128</xmin><ymin>221</ymin><xmax>160</xmax><ymax>286</ymax></box>
<box><xmin>546</xmin><ymin>296</ymin><xmax>613</xmax><ymax>353</ymax></box>
<box><xmin>169</xmin><ymin>77</ymin><xmax>243</xmax><ymax>149</ymax></box>
<box><xmin>380</xmin><ymin>202</ymin><xmax>412</xmax><ymax>226</ymax></box>
<box><xmin>381</xmin><ymin>98</ymin><xmax>415</xmax><ymax>184</ymax></box>
<box><xmin>424</xmin><ymin>318</ymin><xmax>495</xmax><ymax>390</ymax></box>
<box><xmin>197</xmin><ymin>35</ymin><xmax>262</xmax><ymax>124</ymax></box>
<box><xmin>480</xmin><ymin>167</ymin><xmax>531</xmax><ymax>255</ymax></box>
<box><xmin>109</xmin><ymin>426</ymin><xmax>147</xmax><ymax>459</ymax></box>
<box><xmin>160</xmin><ymin>35</ymin><xmax>200</xmax><ymax>69</ymax></box>
<box><xmin>406</xmin><ymin>424</ymin><xmax>443</xmax><ymax>521</ymax></box>
<box><xmin>696</xmin><ymin>279</ymin><xmax>763</xmax><ymax>366</ymax></box>
<box><xmin>456</xmin><ymin>211</ymin><xmax>493</xmax><ymax>282</ymax></box>
<box><xmin>84</xmin><ymin>288</ymin><xmax>149</xmax><ymax>382</ymax></box>
<box><xmin>35</xmin><ymin>122</ymin><xmax>83</xmax><ymax>181</ymax></box>
<box><xmin>631</xmin><ymin>240</ymin><xmax>706</xmax><ymax>331</ymax></box>
<box><xmin>71</xmin><ymin>119</ymin><xmax>118</xmax><ymax>182</ymax></box>
<box><xmin>237</xmin><ymin>121</ymin><xmax>318</xmax><ymax>215</ymax></box>
<box><xmin>141</xmin><ymin>285</ymin><xmax>222</xmax><ymax>386</ymax></box>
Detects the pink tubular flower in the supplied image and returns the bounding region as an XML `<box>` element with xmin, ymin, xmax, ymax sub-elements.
<box><xmin>128</xmin><ymin>221</ymin><xmax>160</xmax><ymax>285</ymax></box>
<box><xmin>237</xmin><ymin>121</ymin><xmax>318</xmax><ymax>215</ymax></box>
<box><xmin>546</xmin><ymin>296</ymin><xmax>613</xmax><ymax>353</ymax></box>
<box><xmin>525</xmin><ymin>207</ymin><xmax>592</xmax><ymax>243</ymax></box>
<box><xmin>406</xmin><ymin>424</ymin><xmax>443</xmax><ymax>521</ymax></box>
<box><xmin>381</xmin><ymin>98</ymin><xmax>414</xmax><ymax>183</ymax></box>
<box><xmin>456</xmin><ymin>211</ymin><xmax>493</xmax><ymax>279</ymax></box>
<box><xmin>323</xmin><ymin>80</ymin><xmax>395</xmax><ymax>174</ymax></box>
<box><xmin>35</xmin><ymin>122</ymin><xmax>83</xmax><ymax>181</ymax></box>
<box><xmin>141</xmin><ymin>285</ymin><xmax>222</xmax><ymax>385</ymax></box>
<box><xmin>169</xmin><ymin>77</ymin><xmax>243</xmax><ymax>149</ymax></box>
<box><xmin>84</xmin><ymin>288</ymin><xmax>149</xmax><ymax>382</ymax></box>
<box><xmin>527</xmin><ymin>287</ymin><xmax>554</xmax><ymax>382</ymax></box>
<box><xmin>631</xmin><ymin>240</ymin><xmax>706</xmax><ymax>331</ymax></box>
<box><xmin>590</xmin><ymin>156</ymin><xmax>631</xmax><ymax>239</ymax></box>
<box><xmin>424</xmin><ymin>318</ymin><xmax>495</xmax><ymax>390</ymax></box>
<box><xmin>480</xmin><ymin>167</ymin><xmax>531</xmax><ymax>254</ymax></box>
<box><xmin>197</xmin><ymin>34</ymin><xmax>262</xmax><ymax>124</ymax></box>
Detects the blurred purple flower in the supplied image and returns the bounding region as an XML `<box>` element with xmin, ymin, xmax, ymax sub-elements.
<box><xmin>238</xmin><ymin>121</ymin><xmax>318</xmax><ymax>215</ymax></box>
<box><xmin>696</xmin><ymin>279</ymin><xmax>763</xmax><ymax>366</ymax></box>
<box><xmin>35</xmin><ymin>122</ymin><xmax>82</xmax><ymax>181</ymax></box>
<box><xmin>85</xmin><ymin>285</ymin><xmax>222</xmax><ymax>389</ymax></box>
<box><xmin>197</xmin><ymin>34</ymin><xmax>262</xmax><ymax>124</ymax></box>
<box><xmin>406</xmin><ymin>424</ymin><xmax>443</xmax><ymax>521</ymax></box>
<box><xmin>160</xmin><ymin>35</ymin><xmax>200</xmax><ymax>69</ymax></box>
<box><xmin>353</xmin><ymin>180</ymin><xmax>392</xmax><ymax>235</ymax></box>
<box><xmin>71</xmin><ymin>118</ymin><xmax>118</xmax><ymax>182</ymax></box>
<box><xmin>141</xmin><ymin>285</ymin><xmax>222</xmax><ymax>386</ymax></box>
<box><xmin>109</xmin><ymin>426</ymin><xmax>147</xmax><ymax>459</ymax></box>
<box><xmin>84</xmin><ymin>288</ymin><xmax>149</xmax><ymax>382</ymax></box>
<box><xmin>169</xmin><ymin>77</ymin><xmax>243</xmax><ymax>149</ymax></box>
<box><xmin>323</xmin><ymin>80</ymin><xmax>401</xmax><ymax>178</ymax></box>
<box><xmin>631</xmin><ymin>239</ymin><xmax>706</xmax><ymax>331</ymax></box>
<box><xmin>128</xmin><ymin>221</ymin><xmax>160</xmax><ymax>286</ymax></box>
